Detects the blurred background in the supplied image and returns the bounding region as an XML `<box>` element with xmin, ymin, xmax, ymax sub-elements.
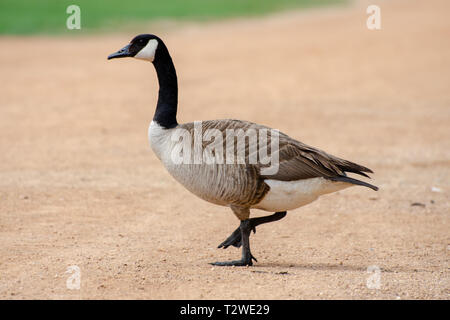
<box><xmin>0</xmin><ymin>0</ymin><xmax>345</xmax><ymax>34</ymax></box>
<box><xmin>0</xmin><ymin>0</ymin><xmax>448</xmax><ymax>299</ymax></box>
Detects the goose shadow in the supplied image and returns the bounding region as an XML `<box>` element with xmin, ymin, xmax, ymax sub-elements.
<box><xmin>251</xmin><ymin>262</ymin><xmax>410</xmax><ymax>273</ymax></box>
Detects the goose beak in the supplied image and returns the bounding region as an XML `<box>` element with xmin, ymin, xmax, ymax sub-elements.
<box><xmin>108</xmin><ymin>44</ymin><xmax>132</xmax><ymax>60</ymax></box>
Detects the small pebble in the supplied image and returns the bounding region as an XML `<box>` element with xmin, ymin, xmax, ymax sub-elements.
<box><xmin>411</xmin><ymin>202</ymin><xmax>425</xmax><ymax>207</ymax></box>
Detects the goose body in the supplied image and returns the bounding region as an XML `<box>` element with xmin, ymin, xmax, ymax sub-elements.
<box><xmin>109</xmin><ymin>34</ymin><xmax>378</xmax><ymax>266</ymax></box>
<box><xmin>148</xmin><ymin>119</ymin><xmax>370</xmax><ymax>213</ymax></box>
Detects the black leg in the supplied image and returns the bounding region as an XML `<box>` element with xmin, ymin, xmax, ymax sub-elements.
<box><xmin>217</xmin><ymin>226</ymin><xmax>242</xmax><ymax>248</ymax></box>
<box><xmin>211</xmin><ymin>219</ymin><xmax>257</xmax><ymax>266</ymax></box>
<box><xmin>211</xmin><ymin>211</ymin><xmax>287</xmax><ymax>267</ymax></box>
<box><xmin>218</xmin><ymin>211</ymin><xmax>287</xmax><ymax>249</ymax></box>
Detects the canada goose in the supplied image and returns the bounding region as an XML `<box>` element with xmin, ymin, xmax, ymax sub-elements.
<box><xmin>108</xmin><ymin>34</ymin><xmax>378</xmax><ymax>266</ymax></box>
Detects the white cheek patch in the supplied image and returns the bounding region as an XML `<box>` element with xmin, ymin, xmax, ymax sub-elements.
<box><xmin>134</xmin><ymin>39</ymin><xmax>158</xmax><ymax>62</ymax></box>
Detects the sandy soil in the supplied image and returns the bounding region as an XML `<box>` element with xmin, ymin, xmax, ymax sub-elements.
<box><xmin>0</xmin><ymin>0</ymin><xmax>449</xmax><ymax>299</ymax></box>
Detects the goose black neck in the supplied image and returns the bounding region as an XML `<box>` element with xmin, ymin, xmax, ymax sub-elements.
<box><xmin>152</xmin><ymin>44</ymin><xmax>178</xmax><ymax>129</ymax></box>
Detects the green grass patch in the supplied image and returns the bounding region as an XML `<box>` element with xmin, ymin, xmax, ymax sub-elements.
<box><xmin>0</xmin><ymin>0</ymin><xmax>346</xmax><ymax>35</ymax></box>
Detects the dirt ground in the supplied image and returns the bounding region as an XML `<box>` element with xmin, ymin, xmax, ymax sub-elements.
<box><xmin>0</xmin><ymin>0</ymin><xmax>449</xmax><ymax>299</ymax></box>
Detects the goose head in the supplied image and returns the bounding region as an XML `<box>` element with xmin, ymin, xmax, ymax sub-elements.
<box><xmin>108</xmin><ymin>34</ymin><xmax>161</xmax><ymax>62</ymax></box>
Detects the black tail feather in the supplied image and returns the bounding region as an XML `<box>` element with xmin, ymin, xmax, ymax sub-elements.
<box><xmin>337</xmin><ymin>161</ymin><xmax>374</xmax><ymax>179</ymax></box>
<box><xmin>328</xmin><ymin>175</ymin><xmax>378</xmax><ymax>191</ymax></box>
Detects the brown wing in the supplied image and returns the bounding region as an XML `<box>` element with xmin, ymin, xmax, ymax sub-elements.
<box><xmin>259</xmin><ymin>135</ymin><xmax>374</xmax><ymax>181</ymax></box>
<box><xmin>178</xmin><ymin>119</ymin><xmax>377</xmax><ymax>191</ymax></box>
